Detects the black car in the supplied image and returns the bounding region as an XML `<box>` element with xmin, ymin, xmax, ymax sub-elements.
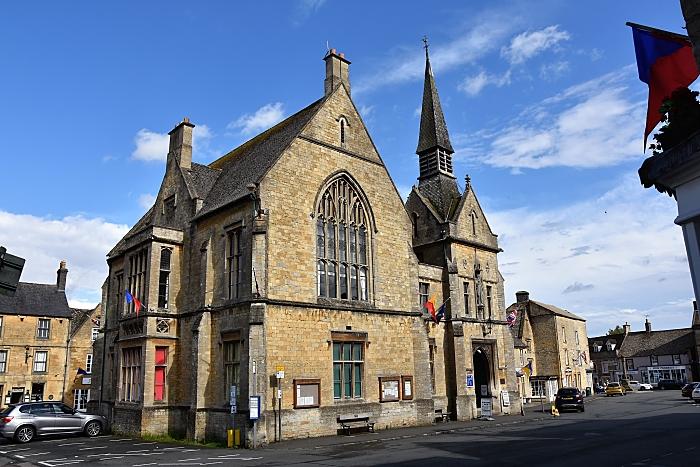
<box><xmin>681</xmin><ymin>382</ymin><xmax>700</xmax><ymax>397</ymax></box>
<box><xmin>656</xmin><ymin>379</ymin><xmax>685</xmax><ymax>390</ymax></box>
<box><xmin>555</xmin><ymin>387</ymin><xmax>584</xmax><ymax>412</ymax></box>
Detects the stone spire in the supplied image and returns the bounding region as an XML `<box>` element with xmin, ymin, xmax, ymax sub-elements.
<box><xmin>416</xmin><ymin>38</ymin><xmax>454</xmax><ymax>158</ymax></box>
<box><xmin>414</xmin><ymin>38</ymin><xmax>460</xmax><ymax>220</ymax></box>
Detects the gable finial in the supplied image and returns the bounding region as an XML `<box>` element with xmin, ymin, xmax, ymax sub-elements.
<box><xmin>465</xmin><ymin>174</ymin><xmax>471</xmax><ymax>192</ymax></box>
<box><xmin>422</xmin><ymin>35</ymin><xmax>429</xmax><ymax>59</ymax></box>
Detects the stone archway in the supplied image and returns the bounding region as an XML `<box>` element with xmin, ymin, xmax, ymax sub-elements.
<box><xmin>473</xmin><ymin>347</ymin><xmax>491</xmax><ymax>408</ymax></box>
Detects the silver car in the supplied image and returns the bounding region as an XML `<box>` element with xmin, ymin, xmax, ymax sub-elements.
<box><xmin>0</xmin><ymin>402</ymin><xmax>106</xmax><ymax>443</ymax></box>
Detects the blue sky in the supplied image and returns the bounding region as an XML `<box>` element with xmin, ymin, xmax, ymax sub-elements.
<box><xmin>0</xmin><ymin>0</ymin><xmax>695</xmax><ymax>335</ymax></box>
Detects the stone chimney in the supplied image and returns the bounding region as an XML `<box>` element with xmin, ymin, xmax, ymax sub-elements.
<box><xmin>324</xmin><ymin>49</ymin><xmax>351</xmax><ymax>96</ymax></box>
<box><xmin>692</xmin><ymin>301</ymin><xmax>700</xmax><ymax>328</ymax></box>
<box><xmin>56</xmin><ymin>260</ymin><xmax>68</xmax><ymax>292</ymax></box>
<box><xmin>623</xmin><ymin>322</ymin><xmax>631</xmax><ymax>334</ymax></box>
<box><xmin>168</xmin><ymin>117</ymin><xmax>195</xmax><ymax>170</ymax></box>
<box><xmin>645</xmin><ymin>318</ymin><xmax>652</xmax><ymax>333</ymax></box>
<box><xmin>516</xmin><ymin>291</ymin><xmax>530</xmax><ymax>303</ymax></box>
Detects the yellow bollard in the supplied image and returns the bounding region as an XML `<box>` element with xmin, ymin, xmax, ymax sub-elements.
<box><xmin>227</xmin><ymin>429</ymin><xmax>234</xmax><ymax>448</ymax></box>
<box><xmin>234</xmin><ymin>429</ymin><xmax>241</xmax><ymax>447</ymax></box>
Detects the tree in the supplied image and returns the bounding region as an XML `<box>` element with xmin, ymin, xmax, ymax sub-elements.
<box><xmin>607</xmin><ymin>325</ymin><xmax>625</xmax><ymax>335</ymax></box>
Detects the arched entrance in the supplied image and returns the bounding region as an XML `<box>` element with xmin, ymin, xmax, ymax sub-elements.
<box><xmin>473</xmin><ymin>347</ymin><xmax>491</xmax><ymax>408</ymax></box>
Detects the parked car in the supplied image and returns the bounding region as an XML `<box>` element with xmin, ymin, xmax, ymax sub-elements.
<box><xmin>0</xmin><ymin>402</ymin><xmax>106</xmax><ymax>443</ymax></box>
<box><xmin>606</xmin><ymin>382</ymin><xmax>626</xmax><ymax>396</ymax></box>
<box><xmin>638</xmin><ymin>382</ymin><xmax>653</xmax><ymax>391</ymax></box>
<box><xmin>681</xmin><ymin>382</ymin><xmax>700</xmax><ymax>398</ymax></box>
<box><xmin>692</xmin><ymin>385</ymin><xmax>700</xmax><ymax>403</ymax></box>
<box><xmin>555</xmin><ymin>387</ymin><xmax>585</xmax><ymax>412</ymax></box>
<box><xmin>623</xmin><ymin>380</ymin><xmax>638</xmax><ymax>391</ymax></box>
<box><xmin>656</xmin><ymin>379</ymin><xmax>685</xmax><ymax>390</ymax></box>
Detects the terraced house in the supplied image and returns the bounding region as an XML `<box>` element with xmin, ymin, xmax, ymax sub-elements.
<box><xmin>0</xmin><ymin>261</ymin><xmax>98</xmax><ymax>409</ymax></box>
<box><xmin>92</xmin><ymin>47</ymin><xmax>519</xmax><ymax>444</ymax></box>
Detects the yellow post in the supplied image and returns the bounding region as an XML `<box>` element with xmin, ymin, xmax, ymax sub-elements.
<box><xmin>227</xmin><ymin>429</ymin><xmax>234</xmax><ymax>448</ymax></box>
<box><xmin>234</xmin><ymin>429</ymin><xmax>241</xmax><ymax>447</ymax></box>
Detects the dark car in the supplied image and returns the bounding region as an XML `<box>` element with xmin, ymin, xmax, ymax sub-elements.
<box><xmin>681</xmin><ymin>382</ymin><xmax>700</xmax><ymax>397</ymax></box>
<box><xmin>555</xmin><ymin>387</ymin><xmax>584</xmax><ymax>412</ymax></box>
<box><xmin>656</xmin><ymin>379</ymin><xmax>685</xmax><ymax>390</ymax></box>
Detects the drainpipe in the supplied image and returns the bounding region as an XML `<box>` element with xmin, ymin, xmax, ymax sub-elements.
<box><xmin>61</xmin><ymin>325</ymin><xmax>71</xmax><ymax>403</ymax></box>
<box><xmin>98</xmin><ymin>263</ymin><xmax>112</xmax><ymax>416</ymax></box>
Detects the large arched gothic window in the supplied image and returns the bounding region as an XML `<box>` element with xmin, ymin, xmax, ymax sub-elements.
<box><xmin>316</xmin><ymin>176</ymin><xmax>371</xmax><ymax>301</ymax></box>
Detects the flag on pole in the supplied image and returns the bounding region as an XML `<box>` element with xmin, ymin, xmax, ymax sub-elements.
<box><xmin>125</xmin><ymin>289</ymin><xmax>134</xmax><ymax>304</ymax></box>
<box><xmin>125</xmin><ymin>290</ymin><xmax>143</xmax><ymax>316</ymax></box>
<box><xmin>434</xmin><ymin>297</ymin><xmax>450</xmax><ymax>323</ymax></box>
<box><xmin>506</xmin><ymin>309</ymin><xmax>518</xmax><ymax>327</ymax></box>
<box><xmin>76</xmin><ymin>367</ymin><xmax>88</xmax><ymax>375</ymax></box>
<box><xmin>423</xmin><ymin>294</ymin><xmax>436</xmax><ymax>321</ymax></box>
<box><xmin>628</xmin><ymin>22</ymin><xmax>699</xmax><ymax>147</ymax></box>
<box><xmin>521</xmin><ymin>360</ymin><xmax>533</xmax><ymax>378</ymax></box>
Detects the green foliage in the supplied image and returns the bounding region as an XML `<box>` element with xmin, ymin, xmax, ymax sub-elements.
<box><xmin>606</xmin><ymin>325</ymin><xmax>625</xmax><ymax>335</ymax></box>
<box><xmin>649</xmin><ymin>87</ymin><xmax>700</xmax><ymax>155</ymax></box>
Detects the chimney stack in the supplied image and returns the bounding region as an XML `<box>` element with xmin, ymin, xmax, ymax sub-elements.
<box><xmin>56</xmin><ymin>260</ymin><xmax>68</xmax><ymax>292</ymax></box>
<box><xmin>623</xmin><ymin>322</ymin><xmax>631</xmax><ymax>334</ymax></box>
<box><xmin>168</xmin><ymin>117</ymin><xmax>195</xmax><ymax>170</ymax></box>
<box><xmin>324</xmin><ymin>49</ymin><xmax>351</xmax><ymax>96</ymax></box>
<box><xmin>645</xmin><ymin>318</ymin><xmax>652</xmax><ymax>333</ymax></box>
<box><xmin>515</xmin><ymin>291</ymin><xmax>530</xmax><ymax>303</ymax></box>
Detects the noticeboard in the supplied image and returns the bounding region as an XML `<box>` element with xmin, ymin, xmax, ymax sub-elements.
<box><xmin>249</xmin><ymin>396</ymin><xmax>260</xmax><ymax>420</ymax></box>
<box><xmin>481</xmin><ymin>399</ymin><xmax>492</xmax><ymax>417</ymax></box>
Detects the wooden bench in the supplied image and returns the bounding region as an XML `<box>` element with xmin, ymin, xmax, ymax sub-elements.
<box><xmin>337</xmin><ymin>413</ymin><xmax>375</xmax><ymax>435</ymax></box>
<box><xmin>434</xmin><ymin>409</ymin><xmax>451</xmax><ymax>423</ymax></box>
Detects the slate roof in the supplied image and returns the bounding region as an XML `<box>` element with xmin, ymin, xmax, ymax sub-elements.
<box><xmin>182</xmin><ymin>163</ymin><xmax>221</xmax><ymax>200</ymax></box>
<box><xmin>416</xmin><ymin>174</ymin><xmax>461</xmax><ymax>221</ymax></box>
<box><xmin>619</xmin><ymin>328</ymin><xmax>695</xmax><ymax>358</ymax></box>
<box><xmin>0</xmin><ymin>282</ymin><xmax>72</xmax><ymax>318</ymax></box>
<box><xmin>70</xmin><ymin>307</ymin><xmax>96</xmax><ymax>336</ymax></box>
<box><xmin>416</xmin><ymin>52</ymin><xmax>453</xmax><ymax>155</ymax></box>
<box><xmin>531</xmin><ymin>300</ymin><xmax>586</xmax><ymax>322</ymax></box>
<box><xmin>587</xmin><ymin>333</ymin><xmax>625</xmax><ymax>360</ymax></box>
<box><xmin>195</xmin><ymin>97</ymin><xmax>326</xmax><ymax>219</ymax></box>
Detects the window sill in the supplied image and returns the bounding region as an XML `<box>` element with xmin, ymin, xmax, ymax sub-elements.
<box><xmin>317</xmin><ymin>297</ymin><xmax>374</xmax><ymax>310</ymax></box>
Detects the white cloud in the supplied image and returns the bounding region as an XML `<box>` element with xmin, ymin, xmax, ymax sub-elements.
<box><xmin>228</xmin><ymin>103</ymin><xmax>285</xmax><ymax>136</ymax></box>
<box><xmin>293</xmin><ymin>0</ymin><xmax>326</xmax><ymax>24</ymax></box>
<box><xmin>138</xmin><ymin>193</ymin><xmax>156</xmax><ymax>210</ymax></box>
<box><xmin>473</xmin><ymin>67</ymin><xmax>645</xmax><ymax>169</ymax></box>
<box><xmin>0</xmin><ymin>211</ymin><xmax>129</xmax><ymax>308</ymax></box>
<box><xmin>355</xmin><ymin>10</ymin><xmax>517</xmax><ymax>94</ymax></box>
<box><xmin>501</xmin><ymin>25</ymin><xmax>570</xmax><ymax>65</ymax></box>
<box><xmin>132</xmin><ymin>124</ymin><xmax>213</xmax><ymax>162</ymax></box>
<box><xmin>540</xmin><ymin>61</ymin><xmax>569</xmax><ymax>80</ymax></box>
<box><xmin>492</xmin><ymin>173</ymin><xmax>694</xmax><ymax>335</ymax></box>
<box><xmin>459</xmin><ymin>70</ymin><xmax>511</xmax><ymax>96</ymax></box>
<box><xmin>132</xmin><ymin>129</ymin><xmax>169</xmax><ymax>162</ymax></box>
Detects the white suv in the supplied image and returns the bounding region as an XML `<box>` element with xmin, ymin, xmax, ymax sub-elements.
<box><xmin>692</xmin><ymin>385</ymin><xmax>700</xmax><ymax>403</ymax></box>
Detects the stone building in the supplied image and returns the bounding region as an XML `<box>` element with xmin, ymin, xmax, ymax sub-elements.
<box><xmin>92</xmin><ymin>47</ymin><xmax>519</xmax><ymax>443</ymax></box>
<box><xmin>66</xmin><ymin>305</ymin><xmax>101</xmax><ymax>411</ymax></box>
<box><xmin>0</xmin><ymin>261</ymin><xmax>96</xmax><ymax>407</ymax></box>
<box><xmin>506</xmin><ymin>291</ymin><xmax>591</xmax><ymax>403</ymax></box>
<box><xmin>587</xmin><ymin>330</ymin><xmax>626</xmax><ymax>385</ymax></box>
<box><xmin>589</xmin><ymin>314</ymin><xmax>700</xmax><ymax>385</ymax></box>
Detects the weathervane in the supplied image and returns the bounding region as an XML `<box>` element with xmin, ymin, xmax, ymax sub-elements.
<box><xmin>422</xmin><ymin>35</ymin><xmax>429</xmax><ymax>57</ymax></box>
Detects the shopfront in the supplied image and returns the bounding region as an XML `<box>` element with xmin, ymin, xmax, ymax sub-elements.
<box><xmin>640</xmin><ymin>366</ymin><xmax>689</xmax><ymax>385</ymax></box>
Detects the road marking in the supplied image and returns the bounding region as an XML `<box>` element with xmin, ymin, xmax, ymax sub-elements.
<box><xmin>78</xmin><ymin>446</ymin><xmax>107</xmax><ymax>450</ymax></box>
<box><xmin>20</xmin><ymin>451</ymin><xmax>51</xmax><ymax>457</ymax></box>
<box><xmin>178</xmin><ymin>458</ymin><xmax>201</xmax><ymax>462</ymax></box>
<box><xmin>38</xmin><ymin>461</ymin><xmax>85</xmax><ymax>467</ymax></box>
<box><xmin>126</xmin><ymin>449</ymin><xmax>151</xmax><ymax>453</ymax></box>
<box><xmin>133</xmin><ymin>442</ymin><xmax>157</xmax><ymax>446</ymax></box>
<box><xmin>109</xmin><ymin>438</ymin><xmax>133</xmax><ymax>442</ymax></box>
<box><xmin>133</xmin><ymin>464</ymin><xmax>158</xmax><ymax>467</ymax></box>
<box><xmin>58</xmin><ymin>442</ymin><xmax>85</xmax><ymax>446</ymax></box>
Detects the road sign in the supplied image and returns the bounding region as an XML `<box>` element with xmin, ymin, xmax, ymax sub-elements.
<box><xmin>466</xmin><ymin>373</ymin><xmax>474</xmax><ymax>388</ymax></box>
<box><xmin>249</xmin><ymin>396</ymin><xmax>260</xmax><ymax>420</ymax></box>
<box><xmin>276</xmin><ymin>370</ymin><xmax>285</xmax><ymax>379</ymax></box>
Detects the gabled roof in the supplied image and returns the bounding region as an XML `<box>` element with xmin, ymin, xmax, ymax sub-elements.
<box><xmin>588</xmin><ymin>333</ymin><xmax>626</xmax><ymax>359</ymax></box>
<box><xmin>195</xmin><ymin>97</ymin><xmax>326</xmax><ymax>219</ymax></box>
<box><xmin>70</xmin><ymin>306</ymin><xmax>99</xmax><ymax>337</ymax></box>
<box><xmin>416</xmin><ymin>52</ymin><xmax>453</xmax><ymax>154</ymax></box>
<box><xmin>619</xmin><ymin>328</ymin><xmax>695</xmax><ymax>357</ymax></box>
<box><xmin>0</xmin><ymin>282</ymin><xmax>72</xmax><ymax>318</ymax></box>
<box><xmin>416</xmin><ymin>174</ymin><xmax>461</xmax><ymax>221</ymax></box>
<box><xmin>182</xmin><ymin>162</ymin><xmax>220</xmax><ymax>200</ymax></box>
<box><xmin>531</xmin><ymin>300</ymin><xmax>586</xmax><ymax>321</ymax></box>
<box><xmin>107</xmin><ymin>206</ymin><xmax>155</xmax><ymax>258</ymax></box>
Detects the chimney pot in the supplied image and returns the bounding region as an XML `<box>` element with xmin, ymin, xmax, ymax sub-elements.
<box><xmin>183</xmin><ymin>117</ymin><xmax>190</xmax><ymax>123</ymax></box>
<box><xmin>339</xmin><ymin>52</ymin><xmax>345</xmax><ymax>58</ymax></box>
<box><xmin>330</xmin><ymin>48</ymin><xmax>336</xmax><ymax>54</ymax></box>
<box><xmin>645</xmin><ymin>318</ymin><xmax>652</xmax><ymax>333</ymax></box>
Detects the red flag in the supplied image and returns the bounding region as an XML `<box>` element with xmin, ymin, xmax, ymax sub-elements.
<box><xmin>134</xmin><ymin>296</ymin><xmax>143</xmax><ymax>316</ymax></box>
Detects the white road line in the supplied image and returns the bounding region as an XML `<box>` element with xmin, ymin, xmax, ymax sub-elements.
<box><xmin>38</xmin><ymin>461</ymin><xmax>84</xmax><ymax>467</ymax></box>
<box><xmin>78</xmin><ymin>446</ymin><xmax>108</xmax><ymax>450</ymax></box>
<box><xmin>109</xmin><ymin>438</ymin><xmax>133</xmax><ymax>442</ymax></box>
<box><xmin>133</xmin><ymin>442</ymin><xmax>157</xmax><ymax>446</ymax></box>
<box><xmin>160</xmin><ymin>446</ymin><xmax>186</xmax><ymax>451</ymax></box>
<box><xmin>58</xmin><ymin>442</ymin><xmax>85</xmax><ymax>446</ymax></box>
<box><xmin>133</xmin><ymin>463</ymin><xmax>158</xmax><ymax>467</ymax></box>
<box><xmin>20</xmin><ymin>451</ymin><xmax>51</xmax><ymax>457</ymax></box>
<box><xmin>101</xmin><ymin>457</ymin><xmax>124</xmax><ymax>460</ymax></box>
<box><xmin>208</xmin><ymin>455</ymin><xmax>240</xmax><ymax>459</ymax></box>
<box><xmin>126</xmin><ymin>450</ymin><xmax>151</xmax><ymax>453</ymax></box>
<box><xmin>178</xmin><ymin>459</ymin><xmax>201</xmax><ymax>462</ymax></box>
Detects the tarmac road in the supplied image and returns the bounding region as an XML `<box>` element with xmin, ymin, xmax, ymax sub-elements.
<box><xmin>0</xmin><ymin>390</ymin><xmax>698</xmax><ymax>466</ymax></box>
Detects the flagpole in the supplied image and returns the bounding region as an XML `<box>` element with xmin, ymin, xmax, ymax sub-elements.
<box><xmin>625</xmin><ymin>22</ymin><xmax>691</xmax><ymax>43</ymax></box>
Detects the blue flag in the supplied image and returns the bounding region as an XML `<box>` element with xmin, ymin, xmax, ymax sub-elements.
<box><xmin>125</xmin><ymin>290</ymin><xmax>133</xmax><ymax>304</ymax></box>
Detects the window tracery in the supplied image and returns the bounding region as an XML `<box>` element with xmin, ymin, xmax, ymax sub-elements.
<box><xmin>316</xmin><ymin>176</ymin><xmax>370</xmax><ymax>301</ymax></box>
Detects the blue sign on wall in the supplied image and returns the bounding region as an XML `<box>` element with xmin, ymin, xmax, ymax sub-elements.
<box><xmin>466</xmin><ymin>374</ymin><xmax>474</xmax><ymax>388</ymax></box>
